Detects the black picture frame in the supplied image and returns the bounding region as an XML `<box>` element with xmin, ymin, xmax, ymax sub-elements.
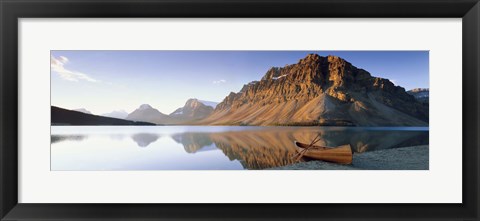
<box><xmin>1</xmin><ymin>0</ymin><xmax>479</xmax><ymax>220</ymax></box>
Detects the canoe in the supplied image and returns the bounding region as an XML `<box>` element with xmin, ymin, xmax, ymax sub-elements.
<box><xmin>294</xmin><ymin>141</ymin><xmax>353</xmax><ymax>164</ymax></box>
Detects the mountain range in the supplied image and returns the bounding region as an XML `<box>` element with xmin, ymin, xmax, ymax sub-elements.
<box><xmin>101</xmin><ymin>110</ymin><xmax>129</xmax><ymax>119</ymax></box>
<box><xmin>52</xmin><ymin>54</ymin><xmax>428</xmax><ymax>126</ymax></box>
<box><xmin>407</xmin><ymin>88</ymin><xmax>429</xmax><ymax>104</ymax></box>
<box><xmin>125</xmin><ymin>99</ymin><xmax>215</xmax><ymax>124</ymax></box>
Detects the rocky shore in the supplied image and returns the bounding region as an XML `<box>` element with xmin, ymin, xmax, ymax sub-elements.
<box><xmin>271</xmin><ymin>145</ymin><xmax>428</xmax><ymax>170</ymax></box>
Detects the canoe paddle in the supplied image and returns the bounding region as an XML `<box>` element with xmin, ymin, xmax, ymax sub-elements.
<box><xmin>292</xmin><ymin>133</ymin><xmax>321</xmax><ymax>161</ymax></box>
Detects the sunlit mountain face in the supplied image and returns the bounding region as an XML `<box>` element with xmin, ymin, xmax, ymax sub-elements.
<box><xmin>203</xmin><ymin>54</ymin><xmax>428</xmax><ymax>127</ymax></box>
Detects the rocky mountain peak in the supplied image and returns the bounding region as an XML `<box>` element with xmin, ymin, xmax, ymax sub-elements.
<box><xmin>126</xmin><ymin>104</ymin><xmax>171</xmax><ymax>125</ymax></box>
<box><xmin>407</xmin><ymin>88</ymin><xmax>429</xmax><ymax>104</ymax></box>
<box><xmin>327</xmin><ymin>54</ymin><xmax>345</xmax><ymax>63</ymax></box>
<box><xmin>204</xmin><ymin>53</ymin><xmax>428</xmax><ymax>126</ymax></box>
<box><xmin>300</xmin><ymin>53</ymin><xmax>322</xmax><ymax>63</ymax></box>
<box><xmin>259</xmin><ymin>54</ymin><xmax>355</xmax><ymax>84</ymax></box>
<box><xmin>261</xmin><ymin>67</ymin><xmax>283</xmax><ymax>81</ymax></box>
<box><xmin>169</xmin><ymin>98</ymin><xmax>214</xmax><ymax>123</ymax></box>
<box><xmin>185</xmin><ymin>98</ymin><xmax>200</xmax><ymax>108</ymax></box>
<box><xmin>409</xmin><ymin>88</ymin><xmax>429</xmax><ymax>93</ymax></box>
<box><xmin>139</xmin><ymin>104</ymin><xmax>153</xmax><ymax>110</ymax></box>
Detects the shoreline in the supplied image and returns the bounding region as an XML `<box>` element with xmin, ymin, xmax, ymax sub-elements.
<box><xmin>270</xmin><ymin>145</ymin><xmax>429</xmax><ymax>170</ymax></box>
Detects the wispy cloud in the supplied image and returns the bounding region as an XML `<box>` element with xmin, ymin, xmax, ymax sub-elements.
<box><xmin>213</xmin><ymin>79</ymin><xmax>226</xmax><ymax>84</ymax></box>
<box><xmin>391</xmin><ymin>79</ymin><xmax>398</xmax><ymax>85</ymax></box>
<box><xmin>51</xmin><ymin>55</ymin><xmax>98</xmax><ymax>82</ymax></box>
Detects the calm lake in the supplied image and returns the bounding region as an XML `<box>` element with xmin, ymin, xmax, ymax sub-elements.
<box><xmin>51</xmin><ymin>126</ymin><xmax>429</xmax><ymax>170</ymax></box>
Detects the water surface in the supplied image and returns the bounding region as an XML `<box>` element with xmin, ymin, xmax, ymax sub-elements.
<box><xmin>51</xmin><ymin>126</ymin><xmax>428</xmax><ymax>170</ymax></box>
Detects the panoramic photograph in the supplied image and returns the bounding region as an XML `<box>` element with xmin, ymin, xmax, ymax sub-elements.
<box><xmin>51</xmin><ymin>51</ymin><xmax>429</xmax><ymax>170</ymax></box>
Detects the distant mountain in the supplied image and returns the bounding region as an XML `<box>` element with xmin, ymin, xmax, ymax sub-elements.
<box><xmin>102</xmin><ymin>110</ymin><xmax>129</xmax><ymax>119</ymax></box>
<box><xmin>170</xmin><ymin>99</ymin><xmax>214</xmax><ymax>123</ymax></box>
<box><xmin>72</xmin><ymin>108</ymin><xmax>92</xmax><ymax>114</ymax></box>
<box><xmin>123</xmin><ymin>100</ymin><xmax>215</xmax><ymax>125</ymax></box>
<box><xmin>198</xmin><ymin>100</ymin><xmax>219</xmax><ymax>108</ymax></box>
<box><xmin>126</xmin><ymin>104</ymin><xmax>172</xmax><ymax>125</ymax></box>
<box><xmin>52</xmin><ymin>106</ymin><xmax>154</xmax><ymax>126</ymax></box>
<box><xmin>202</xmin><ymin>54</ymin><xmax>428</xmax><ymax>126</ymax></box>
<box><xmin>407</xmin><ymin>88</ymin><xmax>429</xmax><ymax>103</ymax></box>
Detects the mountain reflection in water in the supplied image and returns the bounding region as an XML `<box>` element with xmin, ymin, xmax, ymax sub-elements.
<box><xmin>131</xmin><ymin>133</ymin><xmax>159</xmax><ymax>147</ymax></box>
<box><xmin>51</xmin><ymin>126</ymin><xmax>428</xmax><ymax>170</ymax></box>
<box><xmin>170</xmin><ymin>129</ymin><xmax>427</xmax><ymax>169</ymax></box>
<box><xmin>51</xmin><ymin>135</ymin><xmax>86</xmax><ymax>144</ymax></box>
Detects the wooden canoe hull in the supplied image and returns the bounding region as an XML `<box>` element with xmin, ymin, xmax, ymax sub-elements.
<box><xmin>294</xmin><ymin>141</ymin><xmax>353</xmax><ymax>165</ymax></box>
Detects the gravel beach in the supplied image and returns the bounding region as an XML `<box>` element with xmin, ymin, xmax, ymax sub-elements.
<box><xmin>271</xmin><ymin>145</ymin><xmax>429</xmax><ymax>170</ymax></box>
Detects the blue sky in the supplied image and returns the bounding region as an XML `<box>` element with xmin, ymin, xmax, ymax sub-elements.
<box><xmin>51</xmin><ymin>51</ymin><xmax>429</xmax><ymax>115</ymax></box>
